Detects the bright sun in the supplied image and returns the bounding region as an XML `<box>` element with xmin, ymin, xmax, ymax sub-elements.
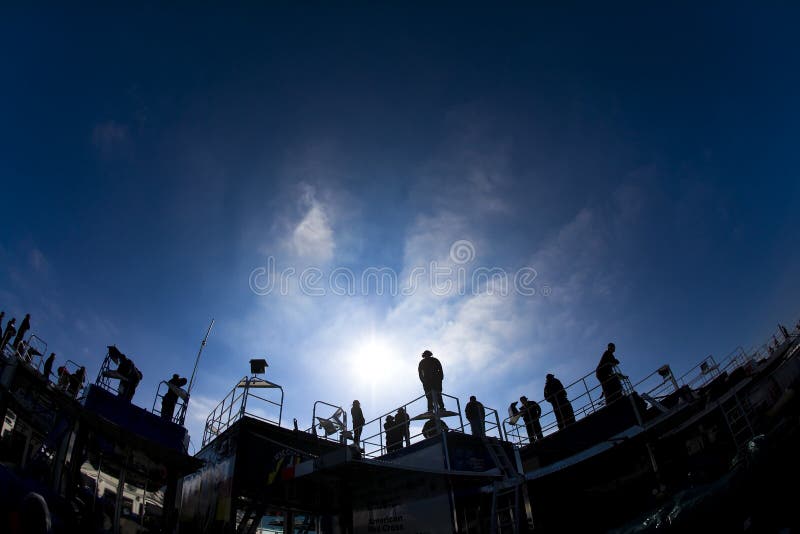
<box><xmin>350</xmin><ymin>335</ymin><xmax>399</xmax><ymax>385</ymax></box>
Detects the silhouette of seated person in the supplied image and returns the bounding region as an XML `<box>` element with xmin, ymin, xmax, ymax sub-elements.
<box><xmin>161</xmin><ymin>374</ymin><xmax>188</xmax><ymax>421</ymax></box>
<box><xmin>421</xmin><ymin>417</ymin><xmax>449</xmax><ymax>439</ymax></box>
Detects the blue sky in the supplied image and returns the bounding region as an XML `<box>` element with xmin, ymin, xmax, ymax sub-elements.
<box><xmin>2</xmin><ymin>5</ymin><xmax>800</xmax><ymax>450</ymax></box>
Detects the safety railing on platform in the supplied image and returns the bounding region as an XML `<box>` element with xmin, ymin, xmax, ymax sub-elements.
<box><xmin>502</xmin><ymin>362</ymin><xmax>673</xmax><ymax>447</ymax></box>
<box><xmin>352</xmin><ymin>393</ymin><xmax>467</xmax><ymax>458</ymax></box>
<box><xmin>17</xmin><ymin>333</ymin><xmax>47</xmax><ymax>367</ymax></box>
<box><xmin>151</xmin><ymin>380</ymin><xmax>190</xmax><ymax>426</ymax></box>
<box><xmin>202</xmin><ymin>376</ymin><xmax>284</xmax><ymax>446</ymax></box>
<box><xmin>306</xmin><ymin>401</ymin><xmax>349</xmax><ymax>444</ymax></box>
<box><xmin>95</xmin><ymin>346</ymin><xmax>124</xmax><ymax>396</ymax></box>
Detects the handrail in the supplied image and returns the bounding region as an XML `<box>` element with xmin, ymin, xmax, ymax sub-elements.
<box><xmin>350</xmin><ymin>392</ymin><xmax>466</xmax><ymax>458</ymax></box>
<box><xmin>307</xmin><ymin>401</ymin><xmax>348</xmax><ymax>444</ymax></box>
<box><xmin>502</xmin><ymin>362</ymin><xmax>672</xmax><ymax>447</ymax></box>
<box><xmin>151</xmin><ymin>380</ymin><xmax>190</xmax><ymax>426</ymax></box>
<box><xmin>202</xmin><ymin>375</ymin><xmax>284</xmax><ymax>446</ymax></box>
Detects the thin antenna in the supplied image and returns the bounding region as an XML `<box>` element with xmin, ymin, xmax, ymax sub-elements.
<box><xmin>188</xmin><ymin>319</ymin><xmax>214</xmax><ymax>395</ymax></box>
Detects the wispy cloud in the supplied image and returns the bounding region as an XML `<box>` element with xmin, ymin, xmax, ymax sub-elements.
<box><xmin>91</xmin><ymin>121</ymin><xmax>129</xmax><ymax>155</ymax></box>
<box><xmin>290</xmin><ymin>185</ymin><xmax>335</xmax><ymax>262</ymax></box>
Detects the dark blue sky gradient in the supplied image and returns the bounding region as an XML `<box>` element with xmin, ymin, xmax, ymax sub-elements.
<box><xmin>2</xmin><ymin>5</ymin><xmax>799</xmax><ymax>446</ymax></box>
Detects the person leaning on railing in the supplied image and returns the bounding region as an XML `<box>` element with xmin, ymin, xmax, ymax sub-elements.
<box><xmin>596</xmin><ymin>342</ymin><xmax>623</xmax><ymax>404</ymax></box>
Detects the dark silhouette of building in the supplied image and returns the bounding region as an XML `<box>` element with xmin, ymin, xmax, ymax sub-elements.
<box><xmin>465</xmin><ymin>395</ymin><xmax>486</xmax><ymax>437</ymax></box>
<box><xmin>596</xmin><ymin>343</ymin><xmax>622</xmax><ymax>404</ymax></box>
<box><xmin>351</xmin><ymin>400</ymin><xmax>365</xmax><ymax>449</ymax></box>
<box><xmin>161</xmin><ymin>374</ymin><xmax>188</xmax><ymax>421</ymax></box>
<box><xmin>418</xmin><ymin>349</ymin><xmax>445</xmax><ymax>413</ymax></box>
<box><xmin>544</xmin><ymin>373</ymin><xmax>576</xmax><ymax>430</ymax></box>
<box><xmin>12</xmin><ymin>313</ymin><xmax>30</xmax><ymax>351</ymax></box>
<box><xmin>520</xmin><ymin>396</ymin><xmax>543</xmax><ymax>442</ymax></box>
<box><xmin>395</xmin><ymin>406</ymin><xmax>411</xmax><ymax>447</ymax></box>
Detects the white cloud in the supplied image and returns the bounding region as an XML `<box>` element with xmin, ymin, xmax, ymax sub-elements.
<box><xmin>291</xmin><ymin>197</ymin><xmax>335</xmax><ymax>262</ymax></box>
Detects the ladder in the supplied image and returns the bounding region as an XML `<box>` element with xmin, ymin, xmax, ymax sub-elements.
<box><xmin>483</xmin><ymin>437</ymin><xmax>528</xmax><ymax>534</ymax></box>
<box><xmin>719</xmin><ymin>391</ymin><xmax>754</xmax><ymax>453</ymax></box>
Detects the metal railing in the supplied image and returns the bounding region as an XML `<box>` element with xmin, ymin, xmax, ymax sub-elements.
<box><xmin>202</xmin><ymin>376</ymin><xmax>284</xmax><ymax>446</ymax></box>
<box><xmin>502</xmin><ymin>363</ymin><xmax>674</xmax><ymax>447</ymax></box>
<box><xmin>151</xmin><ymin>381</ymin><xmax>190</xmax><ymax>426</ymax></box>
<box><xmin>306</xmin><ymin>401</ymin><xmax>348</xmax><ymax>444</ymax></box>
<box><xmin>350</xmin><ymin>392</ymin><xmax>468</xmax><ymax>458</ymax></box>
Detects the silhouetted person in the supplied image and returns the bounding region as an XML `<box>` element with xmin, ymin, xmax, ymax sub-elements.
<box><xmin>68</xmin><ymin>366</ymin><xmax>86</xmax><ymax>398</ymax></box>
<box><xmin>519</xmin><ymin>396</ymin><xmax>543</xmax><ymax>442</ymax></box>
<box><xmin>544</xmin><ymin>374</ymin><xmax>576</xmax><ymax>430</ymax></box>
<box><xmin>161</xmin><ymin>374</ymin><xmax>188</xmax><ymax>421</ymax></box>
<box><xmin>0</xmin><ymin>318</ymin><xmax>16</xmax><ymax>352</ymax></box>
<box><xmin>117</xmin><ymin>354</ymin><xmax>141</xmax><ymax>402</ymax></box>
<box><xmin>56</xmin><ymin>365</ymin><xmax>70</xmax><ymax>389</ymax></box>
<box><xmin>597</xmin><ymin>343</ymin><xmax>622</xmax><ymax>404</ymax></box>
<box><xmin>0</xmin><ymin>313</ymin><xmax>4</xmax><ymax>333</ymax></box>
<box><xmin>351</xmin><ymin>400</ymin><xmax>365</xmax><ymax>450</ymax></box>
<box><xmin>465</xmin><ymin>395</ymin><xmax>486</xmax><ymax>437</ymax></box>
<box><xmin>418</xmin><ymin>349</ymin><xmax>445</xmax><ymax>413</ymax></box>
<box><xmin>384</xmin><ymin>415</ymin><xmax>401</xmax><ymax>452</ymax></box>
<box><xmin>42</xmin><ymin>352</ymin><xmax>56</xmax><ymax>381</ymax></box>
<box><xmin>12</xmin><ymin>313</ymin><xmax>30</xmax><ymax>351</ymax></box>
<box><xmin>780</xmin><ymin>323</ymin><xmax>791</xmax><ymax>340</ymax></box>
<box><xmin>395</xmin><ymin>406</ymin><xmax>411</xmax><ymax>447</ymax></box>
<box><xmin>422</xmin><ymin>417</ymin><xmax>449</xmax><ymax>439</ymax></box>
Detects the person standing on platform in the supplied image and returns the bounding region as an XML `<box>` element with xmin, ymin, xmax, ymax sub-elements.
<box><xmin>520</xmin><ymin>396</ymin><xmax>543</xmax><ymax>442</ymax></box>
<box><xmin>418</xmin><ymin>349</ymin><xmax>445</xmax><ymax>413</ymax></box>
<box><xmin>12</xmin><ymin>313</ymin><xmax>30</xmax><ymax>351</ymax></box>
<box><xmin>42</xmin><ymin>352</ymin><xmax>56</xmax><ymax>381</ymax></box>
<box><xmin>0</xmin><ymin>318</ymin><xmax>16</xmax><ymax>352</ymax></box>
<box><xmin>544</xmin><ymin>374</ymin><xmax>576</xmax><ymax>430</ymax></box>
<box><xmin>161</xmin><ymin>373</ymin><xmax>188</xmax><ymax>421</ymax></box>
<box><xmin>465</xmin><ymin>395</ymin><xmax>486</xmax><ymax>437</ymax></box>
<box><xmin>596</xmin><ymin>342</ymin><xmax>623</xmax><ymax>404</ymax></box>
<box><xmin>68</xmin><ymin>366</ymin><xmax>86</xmax><ymax>398</ymax></box>
<box><xmin>351</xmin><ymin>400</ymin><xmax>366</xmax><ymax>450</ymax></box>
<box><xmin>384</xmin><ymin>415</ymin><xmax>401</xmax><ymax>452</ymax></box>
<box><xmin>395</xmin><ymin>406</ymin><xmax>411</xmax><ymax>447</ymax></box>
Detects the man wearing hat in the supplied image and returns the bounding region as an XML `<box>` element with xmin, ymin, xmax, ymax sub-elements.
<box><xmin>418</xmin><ymin>349</ymin><xmax>445</xmax><ymax>413</ymax></box>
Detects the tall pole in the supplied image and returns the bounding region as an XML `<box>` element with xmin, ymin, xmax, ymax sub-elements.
<box><xmin>188</xmin><ymin>319</ymin><xmax>214</xmax><ymax>395</ymax></box>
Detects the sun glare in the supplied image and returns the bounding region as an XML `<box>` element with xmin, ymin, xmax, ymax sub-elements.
<box><xmin>350</xmin><ymin>335</ymin><xmax>399</xmax><ymax>385</ymax></box>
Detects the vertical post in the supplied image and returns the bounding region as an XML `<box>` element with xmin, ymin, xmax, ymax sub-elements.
<box><xmin>114</xmin><ymin>451</ymin><xmax>129</xmax><ymax>534</ymax></box>
<box><xmin>583</xmin><ymin>378</ymin><xmax>596</xmax><ymax>413</ymax></box>
<box><xmin>187</xmin><ymin>319</ymin><xmax>214</xmax><ymax>396</ymax></box>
